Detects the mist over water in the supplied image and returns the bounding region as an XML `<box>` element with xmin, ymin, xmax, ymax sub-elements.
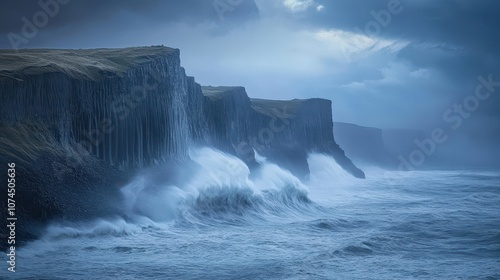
<box><xmin>8</xmin><ymin>148</ymin><xmax>500</xmax><ymax>279</ymax></box>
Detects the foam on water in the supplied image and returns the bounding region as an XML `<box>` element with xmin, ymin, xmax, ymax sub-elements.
<box><xmin>11</xmin><ymin>148</ymin><xmax>500</xmax><ymax>279</ymax></box>
<box><xmin>43</xmin><ymin>218</ymin><xmax>143</xmax><ymax>239</ymax></box>
<box><xmin>114</xmin><ymin>148</ymin><xmax>315</xmax><ymax>227</ymax></box>
<box><xmin>308</xmin><ymin>153</ymin><xmax>356</xmax><ymax>185</ymax></box>
<box><xmin>28</xmin><ymin>148</ymin><xmax>363</xmax><ymax>239</ymax></box>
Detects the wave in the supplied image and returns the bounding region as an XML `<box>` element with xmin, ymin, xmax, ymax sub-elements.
<box><xmin>308</xmin><ymin>153</ymin><xmax>356</xmax><ymax>185</ymax></box>
<box><xmin>42</xmin><ymin>218</ymin><xmax>144</xmax><ymax>239</ymax></box>
<box><xmin>33</xmin><ymin>148</ymin><xmax>358</xmax><ymax>240</ymax></box>
<box><xmin>118</xmin><ymin>148</ymin><xmax>321</xmax><ymax>226</ymax></box>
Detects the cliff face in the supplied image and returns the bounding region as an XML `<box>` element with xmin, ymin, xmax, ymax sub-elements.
<box><xmin>333</xmin><ymin>122</ymin><xmax>398</xmax><ymax>168</ymax></box>
<box><xmin>201</xmin><ymin>87</ymin><xmax>365</xmax><ymax>178</ymax></box>
<box><xmin>0</xmin><ymin>47</ymin><xmax>363</xmax><ymax>178</ymax></box>
<box><xmin>0</xmin><ymin>46</ymin><xmax>365</xmax><ymax>246</ymax></box>
<box><xmin>333</xmin><ymin>122</ymin><xmax>430</xmax><ymax>169</ymax></box>
<box><xmin>0</xmin><ymin>47</ymin><xmax>198</xmax><ymax>168</ymax></box>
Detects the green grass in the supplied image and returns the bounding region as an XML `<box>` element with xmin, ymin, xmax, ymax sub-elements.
<box><xmin>0</xmin><ymin>46</ymin><xmax>177</xmax><ymax>81</ymax></box>
<box><xmin>201</xmin><ymin>86</ymin><xmax>245</xmax><ymax>101</ymax></box>
<box><xmin>201</xmin><ymin>86</ymin><xmax>310</xmax><ymax>117</ymax></box>
<box><xmin>0</xmin><ymin>121</ymin><xmax>65</xmax><ymax>164</ymax></box>
<box><xmin>250</xmin><ymin>98</ymin><xmax>306</xmax><ymax>117</ymax></box>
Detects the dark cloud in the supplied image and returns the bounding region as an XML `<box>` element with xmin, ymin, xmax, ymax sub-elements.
<box><xmin>297</xmin><ymin>0</ymin><xmax>500</xmax><ymax>54</ymax></box>
<box><xmin>0</xmin><ymin>0</ymin><xmax>259</xmax><ymax>48</ymax></box>
<box><xmin>265</xmin><ymin>0</ymin><xmax>499</xmax><ymax>166</ymax></box>
<box><xmin>287</xmin><ymin>0</ymin><xmax>500</xmax><ymax>82</ymax></box>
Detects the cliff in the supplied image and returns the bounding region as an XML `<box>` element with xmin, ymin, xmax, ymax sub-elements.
<box><xmin>0</xmin><ymin>46</ymin><xmax>363</xmax><ymax>177</ymax></box>
<box><xmin>0</xmin><ymin>47</ymin><xmax>197</xmax><ymax>168</ymax></box>
<box><xmin>333</xmin><ymin>122</ymin><xmax>398</xmax><ymax>168</ymax></box>
<box><xmin>202</xmin><ymin>87</ymin><xmax>364</xmax><ymax>178</ymax></box>
<box><xmin>333</xmin><ymin>122</ymin><xmax>428</xmax><ymax>168</ymax></box>
<box><xmin>0</xmin><ymin>46</ymin><xmax>363</xmax><ymax>246</ymax></box>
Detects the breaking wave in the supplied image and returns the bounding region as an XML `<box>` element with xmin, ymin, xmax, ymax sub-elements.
<box><xmin>36</xmin><ymin>147</ymin><xmax>352</xmax><ymax>239</ymax></box>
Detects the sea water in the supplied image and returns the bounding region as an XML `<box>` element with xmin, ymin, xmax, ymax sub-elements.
<box><xmin>5</xmin><ymin>148</ymin><xmax>500</xmax><ymax>279</ymax></box>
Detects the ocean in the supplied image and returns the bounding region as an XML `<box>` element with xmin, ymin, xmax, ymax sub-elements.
<box><xmin>5</xmin><ymin>148</ymin><xmax>500</xmax><ymax>279</ymax></box>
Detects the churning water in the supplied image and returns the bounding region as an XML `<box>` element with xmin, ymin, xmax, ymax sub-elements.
<box><xmin>6</xmin><ymin>148</ymin><xmax>500</xmax><ymax>279</ymax></box>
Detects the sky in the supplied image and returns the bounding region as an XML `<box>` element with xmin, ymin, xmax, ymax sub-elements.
<box><xmin>1</xmin><ymin>0</ymin><xmax>499</xmax><ymax>166</ymax></box>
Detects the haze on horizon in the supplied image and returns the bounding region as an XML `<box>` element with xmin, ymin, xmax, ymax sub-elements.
<box><xmin>1</xmin><ymin>0</ymin><xmax>499</xmax><ymax>168</ymax></box>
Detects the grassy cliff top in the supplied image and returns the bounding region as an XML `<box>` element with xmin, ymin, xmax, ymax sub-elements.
<box><xmin>0</xmin><ymin>46</ymin><xmax>177</xmax><ymax>81</ymax></box>
<box><xmin>251</xmin><ymin>97</ymin><xmax>331</xmax><ymax>118</ymax></box>
<box><xmin>201</xmin><ymin>86</ymin><xmax>246</xmax><ymax>99</ymax></box>
<box><xmin>250</xmin><ymin>98</ymin><xmax>306</xmax><ymax>117</ymax></box>
<box><xmin>201</xmin><ymin>86</ymin><xmax>330</xmax><ymax>117</ymax></box>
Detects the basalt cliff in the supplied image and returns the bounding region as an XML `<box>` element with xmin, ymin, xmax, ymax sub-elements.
<box><xmin>0</xmin><ymin>46</ymin><xmax>364</xmax><ymax>246</ymax></box>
